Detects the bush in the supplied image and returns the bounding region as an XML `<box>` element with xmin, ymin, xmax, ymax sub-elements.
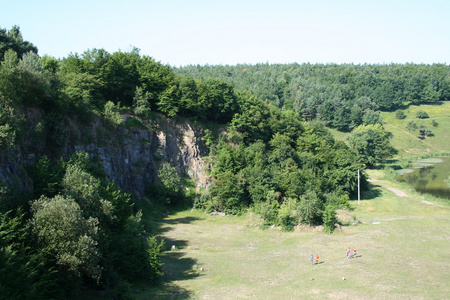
<box><xmin>322</xmin><ymin>204</ymin><xmax>337</xmax><ymax>233</ymax></box>
<box><xmin>258</xmin><ymin>200</ymin><xmax>279</xmax><ymax>228</ymax></box>
<box><xmin>416</xmin><ymin>110</ymin><xmax>429</xmax><ymax>119</ymax></box>
<box><xmin>147</xmin><ymin>236</ymin><xmax>165</xmax><ymax>281</ymax></box>
<box><xmin>277</xmin><ymin>198</ymin><xmax>298</xmax><ymax>231</ymax></box>
<box><xmin>395</xmin><ymin>110</ymin><xmax>406</xmax><ymax>119</ymax></box>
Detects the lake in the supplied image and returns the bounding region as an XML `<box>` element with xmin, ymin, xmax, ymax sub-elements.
<box><xmin>396</xmin><ymin>156</ymin><xmax>450</xmax><ymax>200</ymax></box>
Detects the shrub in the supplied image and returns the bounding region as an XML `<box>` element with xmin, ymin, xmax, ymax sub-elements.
<box><xmin>406</xmin><ymin>120</ymin><xmax>417</xmax><ymax>131</ymax></box>
<box><xmin>147</xmin><ymin>236</ymin><xmax>165</xmax><ymax>282</ymax></box>
<box><xmin>416</xmin><ymin>110</ymin><xmax>429</xmax><ymax>119</ymax></box>
<box><xmin>103</xmin><ymin>101</ymin><xmax>124</xmax><ymax>126</ymax></box>
<box><xmin>322</xmin><ymin>204</ymin><xmax>337</xmax><ymax>233</ymax></box>
<box><xmin>277</xmin><ymin>197</ymin><xmax>298</xmax><ymax>231</ymax></box>
<box><xmin>395</xmin><ymin>110</ymin><xmax>406</xmax><ymax>119</ymax></box>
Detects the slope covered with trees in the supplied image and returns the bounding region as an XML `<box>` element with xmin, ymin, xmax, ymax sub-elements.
<box><xmin>0</xmin><ymin>26</ymin><xmax>411</xmax><ymax>298</ymax></box>
<box><xmin>175</xmin><ymin>63</ymin><xmax>450</xmax><ymax>131</ymax></box>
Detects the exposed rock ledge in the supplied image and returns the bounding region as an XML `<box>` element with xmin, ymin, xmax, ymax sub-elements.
<box><xmin>0</xmin><ymin>112</ymin><xmax>211</xmax><ymax>200</ymax></box>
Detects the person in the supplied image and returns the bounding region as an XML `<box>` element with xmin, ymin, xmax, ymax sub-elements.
<box><xmin>347</xmin><ymin>247</ymin><xmax>351</xmax><ymax>259</ymax></box>
<box><xmin>353</xmin><ymin>248</ymin><xmax>357</xmax><ymax>258</ymax></box>
<box><xmin>310</xmin><ymin>254</ymin><xmax>314</xmax><ymax>265</ymax></box>
<box><xmin>316</xmin><ymin>254</ymin><xmax>319</xmax><ymax>264</ymax></box>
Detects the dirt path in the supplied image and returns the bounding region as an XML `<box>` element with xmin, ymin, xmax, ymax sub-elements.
<box><xmin>387</xmin><ymin>187</ymin><xmax>407</xmax><ymax>197</ymax></box>
<box><xmin>368</xmin><ymin>178</ymin><xmax>408</xmax><ymax>197</ymax></box>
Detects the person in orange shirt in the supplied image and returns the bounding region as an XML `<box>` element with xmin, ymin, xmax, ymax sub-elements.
<box><xmin>315</xmin><ymin>254</ymin><xmax>319</xmax><ymax>264</ymax></box>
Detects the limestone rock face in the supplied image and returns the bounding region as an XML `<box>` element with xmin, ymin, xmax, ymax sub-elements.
<box><xmin>0</xmin><ymin>113</ymin><xmax>210</xmax><ymax>200</ymax></box>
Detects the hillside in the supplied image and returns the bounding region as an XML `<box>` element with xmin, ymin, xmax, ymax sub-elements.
<box><xmin>1</xmin><ymin>26</ymin><xmax>449</xmax><ymax>299</ymax></box>
<box><xmin>327</xmin><ymin>101</ymin><xmax>450</xmax><ymax>159</ymax></box>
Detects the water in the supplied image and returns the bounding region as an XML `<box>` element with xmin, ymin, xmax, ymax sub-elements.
<box><xmin>396</xmin><ymin>157</ymin><xmax>450</xmax><ymax>200</ymax></box>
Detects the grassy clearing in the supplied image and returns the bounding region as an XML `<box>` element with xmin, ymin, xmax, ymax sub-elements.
<box><xmin>329</xmin><ymin>101</ymin><xmax>450</xmax><ymax>160</ymax></box>
<box><xmin>138</xmin><ymin>170</ymin><xmax>450</xmax><ymax>300</ymax></box>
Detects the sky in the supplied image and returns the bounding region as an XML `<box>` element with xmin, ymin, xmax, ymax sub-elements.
<box><xmin>1</xmin><ymin>0</ymin><xmax>449</xmax><ymax>67</ymax></box>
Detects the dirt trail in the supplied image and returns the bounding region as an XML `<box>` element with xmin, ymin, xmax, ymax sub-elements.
<box><xmin>368</xmin><ymin>178</ymin><xmax>408</xmax><ymax>197</ymax></box>
<box><xmin>387</xmin><ymin>187</ymin><xmax>407</xmax><ymax>197</ymax></box>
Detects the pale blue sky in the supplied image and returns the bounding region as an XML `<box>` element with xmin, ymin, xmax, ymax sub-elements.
<box><xmin>1</xmin><ymin>0</ymin><xmax>449</xmax><ymax>66</ymax></box>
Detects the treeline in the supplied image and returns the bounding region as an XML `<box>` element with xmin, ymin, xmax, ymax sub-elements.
<box><xmin>175</xmin><ymin>63</ymin><xmax>450</xmax><ymax>131</ymax></box>
<box><xmin>1</xmin><ymin>152</ymin><xmax>165</xmax><ymax>299</ymax></box>
<box><xmin>1</xmin><ymin>26</ymin><xmax>395</xmax><ymax>298</ymax></box>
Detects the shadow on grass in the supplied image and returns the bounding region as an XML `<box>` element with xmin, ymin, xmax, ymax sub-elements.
<box><xmin>155</xmin><ymin>216</ymin><xmax>202</xmax><ymax>237</ymax></box>
<box><xmin>142</xmin><ymin>211</ymin><xmax>204</xmax><ymax>299</ymax></box>
<box><xmin>362</xmin><ymin>181</ymin><xmax>383</xmax><ymax>200</ymax></box>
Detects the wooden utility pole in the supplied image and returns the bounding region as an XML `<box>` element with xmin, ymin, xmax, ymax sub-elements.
<box><xmin>357</xmin><ymin>169</ymin><xmax>360</xmax><ymax>205</ymax></box>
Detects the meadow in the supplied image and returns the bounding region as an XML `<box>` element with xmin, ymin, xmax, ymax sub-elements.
<box><xmin>329</xmin><ymin>101</ymin><xmax>450</xmax><ymax>160</ymax></box>
<box><xmin>132</xmin><ymin>102</ymin><xmax>450</xmax><ymax>299</ymax></box>
<box><xmin>140</xmin><ymin>169</ymin><xmax>450</xmax><ymax>299</ymax></box>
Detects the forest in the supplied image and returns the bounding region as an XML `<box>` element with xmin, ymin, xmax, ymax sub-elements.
<box><xmin>0</xmin><ymin>25</ymin><xmax>449</xmax><ymax>299</ymax></box>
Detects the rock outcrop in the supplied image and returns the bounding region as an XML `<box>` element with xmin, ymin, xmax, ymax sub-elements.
<box><xmin>0</xmin><ymin>112</ymin><xmax>210</xmax><ymax>200</ymax></box>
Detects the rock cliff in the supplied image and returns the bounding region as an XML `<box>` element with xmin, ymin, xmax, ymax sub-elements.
<box><xmin>0</xmin><ymin>111</ymin><xmax>210</xmax><ymax>200</ymax></box>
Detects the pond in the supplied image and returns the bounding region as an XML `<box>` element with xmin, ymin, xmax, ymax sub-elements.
<box><xmin>396</xmin><ymin>157</ymin><xmax>450</xmax><ymax>200</ymax></box>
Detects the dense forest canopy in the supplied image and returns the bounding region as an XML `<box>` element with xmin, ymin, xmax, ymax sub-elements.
<box><xmin>175</xmin><ymin>63</ymin><xmax>450</xmax><ymax>131</ymax></box>
<box><xmin>1</xmin><ymin>25</ymin><xmax>447</xmax><ymax>298</ymax></box>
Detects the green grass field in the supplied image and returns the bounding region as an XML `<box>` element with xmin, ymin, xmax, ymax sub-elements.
<box><xmin>139</xmin><ymin>169</ymin><xmax>450</xmax><ymax>299</ymax></box>
<box><xmin>131</xmin><ymin>102</ymin><xmax>450</xmax><ymax>299</ymax></box>
<box><xmin>330</xmin><ymin>101</ymin><xmax>450</xmax><ymax>160</ymax></box>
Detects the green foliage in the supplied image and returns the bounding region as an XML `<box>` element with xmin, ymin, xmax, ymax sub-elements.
<box><xmin>418</xmin><ymin>125</ymin><xmax>433</xmax><ymax>138</ymax></box>
<box><xmin>0</xmin><ymin>210</ymin><xmax>55</xmax><ymax>300</ymax></box>
<box><xmin>277</xmin><ymin>197</ymin><xmax>298</xmax><ymax>231</ymax></box>
<box><xmin>156</xmin><ymin>162</ymin><xmax>185</xmax><ymax>206</ymax></box>
<box><xmin>395</xmin><ymin>110</ymin><xmax>407</xmax><ymax>119</ymax></box>
<box><xmin>147</xmin><ymin>236</ymin><xmax>165</xmax><ymax>281</ymax></box>
<box><xmin>210</xmin><ymin>170</ymin><xmax>246</xmax><ymax>214</ymax></box>
<box><xmin>297</xmin><ymin>190</ymin><xmax>323</xmax><ymax>226</ymax></box>
<box><xmin>256</xmin><ymin>193</ymin><xmax>280</xmax><ymax>227</ymax></box>
<box><xmin>133</xmin><ymin>86</ymin><xmax>153</xmax><ymax>117</ymax></box>
<box><xmin>0</xmin><ymin>96</ymin><xmax>19</xmax><ymax>148</ymax></box>
<box><xmin>103</xmin><ymin>101</ymin><xmax>124</xmax><ymax>126</ymax></box>
<box><xmin>406</xmin><ymin>120</ymin><xmax>417</xmax><ymax>131</ymax></box>
<box><xmin>416</xmin><ymin>110</ymin><xmax>429</xmax><ymax>119</ymax></box>
<box><xmin>347</xmin><ymin>124</ymin><xmax>393</xmax><ymax>168</ymax></box>
<box><xmin>29</xmin><ymin>155</ymin><xmax>62</xmax><ymax>199</ymax></box>
<box><xmin>0</xmin><ymin>26</ymin><xmax>38</xmax><ymax>60</ymax></box>
<box><xmin>322</xmin><ymin>204</ymin><xmax>337</xmax><ymax>233</ymax></box>
<box><xmin>30</xmin><ymin>194</ymin><xmax>102</xmax><ymax>283</ymax></box>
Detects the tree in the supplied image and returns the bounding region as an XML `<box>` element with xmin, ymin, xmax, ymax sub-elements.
<box><xmin>133</xmin><ymin>86</ymin><xmax>153</xmax><ymax>117</ymax></box>
<box><xmin>406</xmin><ymin>120</ymin><xmax>417</xmax><ymax>131</ymax></box>
<box><xmin>0</xmin><ymin>26</ymin><xmax>38</xmax><ymax>61</ymax></box>
<box><xmin>322</xmin><ymin>204</ymin><xmax>337</xmax><ymax>233</ymax></box>
<box><xmin>347</xmin><ymin>124</ymin><xmax>393</xmax><ymax>168</ymax></box>
<box><xmin>362</xmin><ymin>109</ymin><xmax>382</xmax><ymax>125</ymax></box>
<box><xmin>297</xmin><ymin>190</ymin><xmax>323</xmax><ymax>226</ymax></box>
<box><xmin>416</xmin><ymin>110</ymin><xmax>429</xmax><ymax>119</ymax></box>
<box><xmin>157</xmin><ymin>162</ymin><xmax>184</xmax><ymax>205</ymax></box>
<box><xmin>30</xmin><ymin>195</ymin><xmax>101</xmax><ymax>283</ymax></box>
<box><xmin>210</xmin><ymin>170</ymin><xmax>246</xmax><ymax>214</ymax></box>
<box><xmin>230</xmin><ymin>90</ymin><xmax>271</xmax><ymax>144</ymax></box>
<box><xmin>418</xmin><ymin>125</ymin><xmax>433</xmax><ymax>138</ymax></box>
<box><xmin>395</xmin><ymin>110</ymin><xmax>406</xmax><ymax>119</ymax></box>
<box><xmin>103</xmin><ymin>101</ymin><xmax>124</xmax><ymax>126</ymax></box>
<box><xmin>197</xmin><ymin>78</ymin><xmax>238</xmax><ymax>122</ymax></box>
<box><xmin>0</xmin><ymin>210</ymin><xmax>55</xmax><ymax>300</ymax></box>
